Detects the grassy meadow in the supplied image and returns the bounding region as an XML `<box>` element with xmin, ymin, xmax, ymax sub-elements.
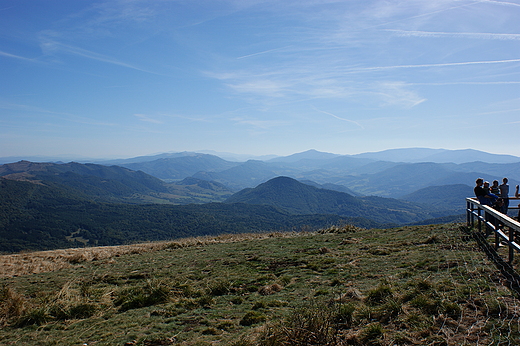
<box><xmin>1</xmin><ymin>223</ymin><xmax>520</xmax><ymax>345</ymax></box>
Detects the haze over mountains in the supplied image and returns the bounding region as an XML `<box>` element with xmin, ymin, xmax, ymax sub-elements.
<box><xmin>1</xmin><ymin>147</ymin><xmax>518</xmax><ymax>252</ymax></box>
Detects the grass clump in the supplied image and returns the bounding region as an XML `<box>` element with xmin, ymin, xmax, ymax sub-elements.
<box><xmin>240</xmin><ymin>311</ymin><xmax>266</xmax><ymax>326</ymax></box>
<box><xmin>114</xmin><ymin>280</ymin><xmax>171</xmax><ymax>312</ymax></box>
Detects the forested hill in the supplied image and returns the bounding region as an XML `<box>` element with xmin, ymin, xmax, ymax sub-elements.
<box><xmin>225</xmin><ymin>176</ymin><xmax>453</xmax><ymax>225</ymax></box>
<box><xmin>0</xmin><ymin>178</ymin><xmax>384</xmax><ymax>253</ymax></box>
<box><xmin>0</xmin><ymin>161</ymin><xmax>234</xmax><ymax>204</ymax></box>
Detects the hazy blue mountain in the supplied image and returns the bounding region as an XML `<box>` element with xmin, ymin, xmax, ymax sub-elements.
<box><xmin>400</xmin><ymin>184</ymin><xmax>474</xmax><ymax>212</ymax></box>
<box><xmin>225</xmin><ymin>176</ymin><xmax>441</xmax><ymax>224</ymax></box>
<box><xmin>450</xmin><ymin>161</ymin><xmax>520</xmax><ymax>182</ymax></box>
<box><xmin>330</xmin><ymin>162</ymin><xmax>457</xmax><ymax>197</ymax></box>
<box><xmin>298</xmin><ymin>180</ymin><xmax>360</xmax><ymax>196</ymax></box>
<box><xmin>267</xmin><ymin>149</ymin><xmax>341</xmax><ymax>163</ymax></box>
<box><xmin>193</xmin><ymin>160</ymin><xmax>298</xmax><ymax>191</ymax></box>
<box><xmin>419</xmin><ymin>149</ymin><xmax>520</xmax><ymax>164</ymax></box>
<box><xmin>351</xmin><ymin>148</ymin><xmax>520</xmax><ymax>164</ymax></box>
<box><xmin>197</xmin><ymin>150</ymin><xmax>279</xmax><ymax>162</ymax></box>
<box><xmin>352</xmin><ymin>148</ymin><xmax>446</xmax><ymax>162</ymax></box>
<box><xmin>98</xmin><ymin>151</ymin><xmax>200</xmax><ymax>165</ymax></box>
<box><xmin>119</xmin><ymin>153</ymin><xmax>239</xmax><ymax>180</ymax></box>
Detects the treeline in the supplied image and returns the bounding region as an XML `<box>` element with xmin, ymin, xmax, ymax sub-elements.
<box><xmin>0</xmin><ymin>179</ymin><xmax>382</xmax><ymax>253</ymax></box>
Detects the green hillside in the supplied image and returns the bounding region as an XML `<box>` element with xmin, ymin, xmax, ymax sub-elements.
<box><xmin>225</xmin><ymin>176</ymin><xmax>443</xmax><ymax>224</ymax></box>
<box><xmin>1</xmin><ymin>223</ymin><xmax>519</xmax><ymax>345</ymax></box>
<box><xmin>0</xmin><ymin>161</ymin><xmax>233</xmax><ymax>205</ymax></box>
<box><xmin>1</xmin><ymin>178</ymin><xmax>384</xmax><ymax>253</ymax></box>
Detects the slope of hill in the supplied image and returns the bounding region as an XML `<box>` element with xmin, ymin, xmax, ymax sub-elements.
<box><xmin>2</xmin><ymin>178</ymin><xmax>381</xmax><ymax>253</ymax></box>
<box><xmin>225</xmin><ymin>176</ymin><xmax>442</xmax><ymax>224</ymax></box>
<box><xmin>0</xmin><ymin>161</ymin><xmax>234</xmax><ymax>204</ymax></box>
<box><xmin>1</xmin><ymin>224</ymin><xmax>518</xmax><ymax>345</ymax></box>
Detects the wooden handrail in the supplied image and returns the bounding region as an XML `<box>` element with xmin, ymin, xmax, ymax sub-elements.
<box><xmin>466</xmin><ymin>197</ymin><xmax>520</xmax><ymax>263</ymax></box>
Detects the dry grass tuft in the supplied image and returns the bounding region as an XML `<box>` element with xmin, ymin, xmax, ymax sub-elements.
<box><xmin>258</xmin><ymin>283</ymin><xmax>283</xmax><ymax>296</ymax></box>
<box><xmin>0</xmin><ymin>285</ymin><xmax>27</xmax><ymax>326</ymax></box>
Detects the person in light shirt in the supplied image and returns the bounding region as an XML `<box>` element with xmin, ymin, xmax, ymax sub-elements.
<box><xmin>499</xmin><ymin>178</ymin><xmax>509</xmax><ymax>214</ymax></box>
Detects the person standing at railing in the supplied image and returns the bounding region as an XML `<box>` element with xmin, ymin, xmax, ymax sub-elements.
<box><xmin>491</xmin><ymin>180</ymin><xmax>500</xmax><ymax>195</ymax></box>
<box><xmin>499</xmin><ymin>178</ymin><xmax>509</xmax><ymax>214</ymax></box>
<box><xmin>474</xmin><ymin>178</ymin><xmax>497</xmax><ymax>205</ymax></box>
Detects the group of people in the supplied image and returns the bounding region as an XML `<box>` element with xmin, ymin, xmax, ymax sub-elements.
<box><xmin>474</xmin><ymin>177</ymin><xmax>520</xmax><ymax>216</ymax></box>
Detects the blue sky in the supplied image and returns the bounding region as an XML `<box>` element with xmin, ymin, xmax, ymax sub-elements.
<box><xmin>1</xmin><ymin>0</ymin><xmax>519</xmax><ymax>159</ymax></box>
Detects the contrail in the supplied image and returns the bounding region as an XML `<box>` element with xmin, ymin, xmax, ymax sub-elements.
<box><xmin>0</xmin><ymin>50</ymin><xmax>34</xmax><ymax>61</ymax></box>
<box><xmin>41</xmin><ymin>40</ymin><xmax>162</xmax><ymax>75</ymax></box>
<box><xmin>312</xmin><ymin>107</ymin><xmax>364</xmax><ymax>129</ymax></box>
<box><xmin>344</xmin><ymin>58</ymin><xmax>520</xmax><ymax>73</ymax></box>
<box><xmin>237</xmin><ymin>46</ymin><xmax>291</xmax><ymax>59</ymax></box>
<box><xmin>388</xmin><ymin>29</ymin><xmax>520</xmax><ymax>40</ymax></box>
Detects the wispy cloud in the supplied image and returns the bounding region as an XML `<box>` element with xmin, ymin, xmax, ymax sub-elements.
<box><xmin>388</xmin><ymin>29</ymin><xmax>520</xmax><ymax>40</ymax></box>
<box><xmin>237</xmin><ymin>46</ymin><xmax>293</xmax><ymax>59</ymax></box>
<box><xmin>0</xmin><ymin>50</ymin><xmax>36</xmax><ymax>62</ymax></box>
<box><xmin>38</xmin><ymin>36</ymin><xmax>161</xmax><ymax>75</ymax></box>
<box><xmin>373</xmin><ymin>81</ymin><xmax>426</xmax><ymax>109</ymax></box>
<box><xmin>476</xmin><ymin>0</ymin><xmax>520</xmax><ymax>8</ymax></box>
<box><xmin>341</xmin><ymin>58</ymin><xmax>520</xmax><ymax>73</ymax></box>
<box><xmin>0</xmin><ymin>101</ymin><xmax>117</xmax><ymax>127</ymax></box>
<box><xmin>231</xmin><ymin>117</ymin><xmax>288</xmax><ymax>129</ymax></box>
<box><xmin>134</xmin><ymin>114</ymin><xmax>163</xmax><ymax>124</ymax></box>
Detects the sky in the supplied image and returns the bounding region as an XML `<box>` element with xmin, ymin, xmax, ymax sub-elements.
<box><xmin>1</xmin><ymin>0</ymin><xmax>519</xmax><ymax>159</ymax></box>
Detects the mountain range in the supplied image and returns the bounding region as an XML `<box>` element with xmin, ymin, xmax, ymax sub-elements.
<box><xmin>91</xmin><ymin>149</ymin><xmax>519</xmax><ymax>198</ymax></box>
<box><xmin>1</xmin><ymin>147</ymin><xmax>517</xmax><ymax>252</ymax></box>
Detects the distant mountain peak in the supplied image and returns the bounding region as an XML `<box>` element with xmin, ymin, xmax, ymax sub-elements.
<box><xmin>268</xmin><ymin>149</ymin><xmax>340</xmax><ymax>163</ymax></box>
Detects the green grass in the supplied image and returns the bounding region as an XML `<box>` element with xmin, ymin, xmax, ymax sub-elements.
<box><xmin>1</xmin><ymin>223</ymin><xmax>520</xmax><ymax>345</ymax></box>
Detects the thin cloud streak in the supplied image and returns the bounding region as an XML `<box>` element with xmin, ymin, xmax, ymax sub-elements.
<box><xmin>388</xmin><ymin>30</ymin><xmax>520</xmax><ymax>40</ymax></box>
<box><xmin>40</xmin><ymin>39</ymin><xmax>162</xmax><ymax>75</ymax></box>
<box><xmin>0</xmin><ymin>50</ymin><xmax>36</xmax><ymax>62</ymax></box>
<box><xmin>236</xmin><ymin>46</ymin><xmax>293</xmax><ymax>59</ymax></box>
<box><xmin>312</xmin><ymin>107</ymin><xmax>364</xmax><ymax>129</ymax></box>
<box><xmin>134</xmin><ymin>114</ymin><xmax>163</xmax><ymax>124</ymax></box>
<box><xmin>342</xmin><ymin>58</ymin><xmax>520</xmax><ymax>73</ymax></box>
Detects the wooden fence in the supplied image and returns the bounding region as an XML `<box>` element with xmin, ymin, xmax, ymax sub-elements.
<box><xmin>466</xmin><ymin>197</ymin><xmax>520</xmax><ymax>263</ymax></box>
